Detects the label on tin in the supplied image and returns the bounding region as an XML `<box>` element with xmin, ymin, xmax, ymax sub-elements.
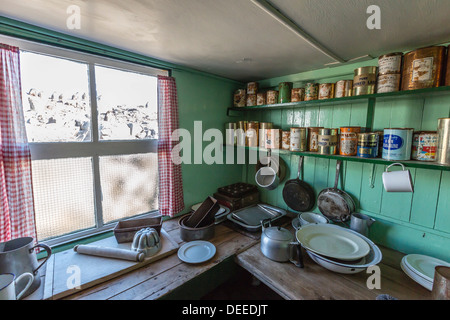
<box><xmin>309</xmin><ymin>131</ymin><xmax>320</xmax><ymax>151</ymax></box>
<box><xmin>340</xmin><ymin>133</ymin><xmax>358</xmax><ymax>156</ymax></box>
<box><xmin>290</xmin><ymin>129</ymin><xmax>306</xmax><ymax>151</ymax></box>
<box><xmin>417</xmin><ymin>133</ymin><xmax>437</xmax><ymax>161</ymax></box>
<box><xmin>412</xmin><ymin>57</ymin><xmax>434</xmax><ymax>82</ymax></box>
<box><xmin>379</xmin><ymin>55</ymin><xmax>402</xmax><ymax>74</ymax></box>
<box><xmin>383</xmin><ymin>134</ymin><xmax>403</xmax><ymax>150</ymax></box>
<box><xmin>353</xmin><ymin>74</ymin><xmax>377</xmax><ymax>87</ymax></box>
<box><xmin>377</xmin><ymin>74</ymin><xmax>401</xmax><ymax>93</ymax></box>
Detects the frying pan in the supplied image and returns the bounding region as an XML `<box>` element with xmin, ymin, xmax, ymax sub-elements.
<box><xmin>282</xmin><ymin>156</ymin><xmax>315</xmax><ymax>212</ymax></box>
<box><xmin>317</xmin><ymin>160</ymin><xmax>355</xmax><ymax>222</ymax></box>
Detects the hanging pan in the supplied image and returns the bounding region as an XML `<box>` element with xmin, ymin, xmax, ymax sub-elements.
<box><xmin>317</xmin><ymin>160</ymin><xmax>355</xmax><ymax>222</ymax></box>
<box><xmin>282</xmin><ymin>156</ymin><xmax>315</xmax><ymax>212</ymax></box>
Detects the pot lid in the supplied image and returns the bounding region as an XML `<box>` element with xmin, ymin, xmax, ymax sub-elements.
<box><xmin>264</xmin><ymin>226</ymin><xmax>293</xmax><ymax>241</ymax></box>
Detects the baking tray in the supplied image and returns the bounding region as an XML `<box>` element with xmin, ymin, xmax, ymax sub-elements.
<box><xmin>226</xmin><ymin>204</ymin><xmax>287</xmax><ymax>232</ymax></box>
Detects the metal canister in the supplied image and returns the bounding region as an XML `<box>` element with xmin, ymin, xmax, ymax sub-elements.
<box><xmin>318</xmin><ymin>128</ymin><xmax>338</xmax><ymax>155</ymax></box>
<box><xmin>378</xmin><ymin>52</ymin><xmax>403</xmax><ymax>75</ymax></box>
<box><xmin>339</xmin><ymin>127</ymin><xmax>361</xmax><ymax>156</ymax></box>
<box><xmin>377</xmin><ymin>73</ymin><xmax>401</xmax><ymax>93</ymax></box>
<box><xmin>411</xmin><ymin>131</ymin><xmax>438</xmax><ymax>161</ymax></box>
<box><xmin>305</xmin><ymin>83</ymin><xmax>319</xmax><ymax>101</ymax></box>
<box><xmin>266</xmin><ymin>90</ymin><xmax>279</xmax><ymax>105</ymax></box>
<box><xmin>247</xmin><ymin>82</ymin><xmax>259</xmax><ymax>95</ymax></box>
<box><xmin>436</xmin><ymin>118</ymin><xmax>450</xmax><ymax>165</ymax></box>
<box><xmin>291</xmin><ymin>88</ymin><xmax>305</xmax><ymax>102</ymax></box>
<box><xmin>382</xmin><ymin>128</ymin><xmax>414</xmax><ymax>160</ymax></box>
<box><xmin>282</xmin><ymin>131</ymin><xmax>290</xmax><ymax>150</ymax></box>
<box><xmin>308</xmin><ymin>127</ymin><xmax>324</xmax><ymax>152</ymax></box>
<box><xmin>236</xmin><ymin>121</ymin><xmax>248</xmax><ymax>147</ymax></box>
<box><xmin>278</xmin><ymin>82</ymin><xmax>293</xmax><ymax>103</ymax></box>
<box><xmin>353</xmin><ymin>66</ymin><xmax>378</xmax><ymax>96</ymax></box>
<box><xmin>266</xmin><ymin>129</ymin><xmax>281</xmax><ymax>149</ymax></box>
<box><xmin>259</xmin><ymin>122</ymin><xmax>273</xmax><ymax>148</ymax></box>
<box><xmin>401</xmin><ymin>46</ymin><xmax>446</xmax><ymax>91</ymax></box>
<box><xmin>246</xmin><ymin>94</ymin><xmax>257</xmax><ymax>107</ymax></box>
<box><xmin>225</xmin><ymin>122</ymin><xmax>237</xmax><ymax>146</ymax></box>
<box><xmin>233</xmin><ymin>89</ymin><xmax>246</xmax><ymax>107</ymax></box>
<box><xmin>318</xmin><ymin>83</ymin><xmax>335</xmax><ymax>100</ymax></box>
<box><xmin>256</xmin><ymin>92</ymin><xmax>266</xmax><ymax>106</ymax></box>
<box><xmin>335</xmin><ymin>80</ymin><xmax>353</xmax><ymax>98</ymax></box>
<box><xmin>290</xmin><ymin>127</ymin><xmax>307</xmax><ymax>152</ymax></box>
<box><xmin>247</xmin><ymin>121</ymin><xmax>259</xmax><ymax>147</ymax></box>
<box><xmin>357</xmin><ymin>133</ymin><xmax>379</xmax><ymax>158</ymax></box>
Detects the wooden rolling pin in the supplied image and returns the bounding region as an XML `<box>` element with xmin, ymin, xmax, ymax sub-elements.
<box><xmin>73</xmin><ymin>244</ymin><xmax>145</xmax><ymax>262</ymax></box>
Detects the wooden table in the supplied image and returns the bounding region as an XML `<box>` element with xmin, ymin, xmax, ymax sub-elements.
<box><xmin>30</xmin><ymin>215</ymin><xmax>431</xmax><ymax>300</ymax></box>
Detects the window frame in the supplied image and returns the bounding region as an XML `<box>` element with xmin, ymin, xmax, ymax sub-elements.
<box><xmin>0</xmin><ymin>35</ymin><xmax>167</xmax><ymax>247</ymax></box>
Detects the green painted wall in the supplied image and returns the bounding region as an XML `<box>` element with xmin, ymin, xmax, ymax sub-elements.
<box><xmin>236</xmin><ymin>58</ymin><xmax>450</xmax><ymax>262</ymax></box>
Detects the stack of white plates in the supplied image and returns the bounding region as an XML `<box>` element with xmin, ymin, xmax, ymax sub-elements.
<box><xmin>295</xmin><ymin>224</ymin><xmax>382</xmax><ymax>274</ymax></box>
<box><xmin>400</xmin><ymin>254</ymin><xmax>450</xmax><ymax>291</ymax></box>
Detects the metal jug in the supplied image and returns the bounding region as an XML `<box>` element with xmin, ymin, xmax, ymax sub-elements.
<box><xmin>0</xmin><ymin>237</ymin><xmax>52</xmax><ymax>298</ymax></box>
<box><xmin>350</xmin><ymin>213</ymin><xmax>376</xmax><ymax>237</ymax></box>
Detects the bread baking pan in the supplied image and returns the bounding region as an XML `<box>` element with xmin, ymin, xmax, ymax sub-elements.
<box><xmin>113</xmin><ymin>216</ymin><xmax>162</xmax><ymax>243</ymax></box>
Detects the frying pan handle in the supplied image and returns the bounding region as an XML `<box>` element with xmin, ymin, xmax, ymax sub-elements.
<box><xmin>297</xmin><ymin>156</ymin><xmax>304</xmax><ymax>180</ymax></box>
<box><xmin>334</xmin><ymin>160</ymin><xmax>342</xmax><ymax>189</ymax></box>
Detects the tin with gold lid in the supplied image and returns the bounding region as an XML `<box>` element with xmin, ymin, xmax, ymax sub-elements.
<box><xmin>353</xmin><ymin>66</ymin><xmax>378</xmax><ymax>96</ymax></box>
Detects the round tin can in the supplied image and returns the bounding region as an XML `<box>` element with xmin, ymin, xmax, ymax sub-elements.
<box><xmin>308</xmin><ymin>127</ymin><xmax>324</xmax><ymax>152</ymax></box>
<box><xmin>339</xmin><ymin>127</ymin><xmax>361</xmax><ymax>156</ymax></box>
<box><xmin>266</xmin><ymin>90</ymin><xmax>279</xmax><ymax>105</ymax></box>
<box><xmin>353</xmin><ymin>66</ymin><xmax>378</xmax><ymax>96</ymax></box>
<box><xmin>318</xmin><ymin>128</ymin><xmax>338</xmax><ymax>155</ymax></box>
<box><xmin>282</xmin><ymin>131</ymin><xmax>291</xmax><ymax>150</ymax></box>
<box><xmin>401</xmin><ymin>46</ymin><xmax>446</xmax><ymax>91</ymax></box>
<box><xmin>246</xmin><ymin>94</ymin><xmax>257</xmax><ymax>106</ymax></box>
<box><xmin>436</xmin><ymin>118</ymin><xmax>450</xmax><ymax>165</ymax></box>
<box><xmin>305</xmin><ymin>83</ymin><xmax>319</xmax><ymax>101</ymax></box>
<box><xmin>236</xmin><ymin>121</ymin><xmax>248</xmax><ymax>147</ymax></box>
<box><xmin>247</xmin><ymin>121</ymin><xmax>259</xmax><ymax>147</ymax></box>
<box><xmin>233</xmin><ymin>89</ymin><xmax>246</xmax><ymax>107</ymax></box>
<box><xmin>278</xmin><ymin>82</ymin><xmax>293</xmax><ymax>103</ymax></box>
<box><xmin>290</xmin><ymin>127</ymin><xmax>307</xmax><ymax>152</ymax></box>
<box><xmin>335</xmin><ymin>80</ymin><xmax>353</xmax><ymax>98</ymax></box>
<box><xmin>378</xmin><ymin>52</ymin><xmax>403</xmax><ymax>75</ymax></box>
<box><xmin>377</xmin><ymin>73</ymin><xmax>401</xmax><ymax>93</ymax></box>
<box><xmin>318</xmin><ymin>83</ymin><xmax>335</xmax><ymax>100</ymax></box>
<box><xmin>411</xmin><ymin>131</ymin><xmax>437</xmax><ymax>161</ymax></box>
<box><xmin>382</xmin><ymin>128</ymin><xmax>414</xmax><ymax>160</ymax></box>
<box><xmin>225</xmin><ymin>122</ymin><xmax>237</xmax><ymax>146</ymax></box>
<box><xmin>266</xmin><ymin>129</ymin><xmax>281</xmax><ymax>149</ymax></box>
<box><xmin>291</xmin><ymin>88</ymin><xmax>305</xmax><ymax>102</ymax></box>
<box><xmin>247</xmin><ymin>82</ymin><xmax>259</xmax><ymax>95</ymax></box>
<box><xmin>256</xmin><ymin>92</ymin><xmax>266</xmax><ymax>106</ymax></box>
<box><xmin>357</xmin><ymin>133</ymin><xmax>379</xmax><ymax>158</ymax></box>
<box><xmin>259</xmin><ymin>122</ymin><xmax>273</xmax><ymax>148</ymax></box>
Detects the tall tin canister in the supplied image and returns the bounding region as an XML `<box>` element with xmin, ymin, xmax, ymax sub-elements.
<box><xmin>236</xmin><ymin>121</ymin><xmax>248</xmax><ymax>147</ymax></box>
<box><xmin>266</xmin><ymin>129</ymin><xmax>281</xmax><ymax>149</ymax></box>
<box><xmin>290</xmin><ymin>127</ymin><xmax>307</xmax><ymax>152</ymax></box>
<box><xmin>266</xmin><ymin>90</ymin><xmax>279</xmax><ymax>105</ymax></box>
<box><xmin>335</xmin><ymin>80</ymin><xmax>353</xmax><ymax>98</ymax></box>
<box><xmin>247</xmin><ymin>121</ymin><xmax>259</xmax><ymax>147</ymax></box>
<box><xmin>225</xmin><ymin>122</ymin><xmax>237</xmax><ymax>146</ymax></box>
<box><xmin>278</xmin><ymin>82</ymin><xmax>293</xmax><ymax>103</ymax></box>
<box><xmin>436</xmin><ymin>118</ymin><xmax>450</xmax><ymax>165</ymax></box>
<box><xmin>259</xmin><ymin>122</ymin><xmax>273</xmax><ymax>148</ymax></box>
<box><xmin>357</xmin><ymin>133</ymin><xmax>379</xmax><ymax>158</ymax></box>
<box><xmin>308</xmin><ymin>127</ymin><xmax>324</xmax><ymax>152</ymax></box>
<box><xmin>353</xmin><ymin>66</ymin><xmax>378</xmax><ymax>96</ymax></box>
<box><xmin>339</xmin><ymin>127</ymin><xmax>361</xmax><ymax>156</ymax></box>
<box><xmin>282</xmin><ymin>131</ymin><xmax>291</xmax><ymax>150</ymax></box>
<box><xmin>291</xmin><ymin>88</ymin><xmax>305</xmax><ymax>102</ymax></box>
<box><xmin>382</xmin><ymin>128</ymin><xmax>414</xmax><ymax>160</ymax></box>
<box><xmin>318</xmin><ymin>128</ymin><xmax>338</xmax><ymax>155</ymax></box>
<box><xmin>318</xmin><ymin>83</ymin><xmax>335</xmax><ymax>100</ymax></box>
<box><xmin>305</xmin><ymin>83</ymin><xmax>319</xmax><ymax>101</ymax></box>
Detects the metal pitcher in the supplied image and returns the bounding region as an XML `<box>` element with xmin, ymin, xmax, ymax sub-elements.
<box><xmin>0</xmin><ymin>237</ymin><xmax>52</xmax><ymax>298</ymax></box>
<box><xmin>350</xmin><ymin>213</ymin><xmax>376</xmax><ymax>237</ymax></box>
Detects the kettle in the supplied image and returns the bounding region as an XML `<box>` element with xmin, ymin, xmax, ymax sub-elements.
<box><xmin>260</xmin><ymin>219</ymin><xmax>303</xmax><ymax>268</ymax></box>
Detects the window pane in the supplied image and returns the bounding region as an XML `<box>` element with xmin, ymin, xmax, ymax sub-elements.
<box><xmin>31</xmin><ymin>158</ymin><xmax>96</xmax><ymax>240</ymax></box>
<box><xmin>20</xmin><ymin>51</ymin><xmax>91</xmax><ymax>142</ymax></box>
<box><xmin>95</xmin><ymin>65</ymin><xmax>158</xmax><ymax>140</ymax></box>
<box><xmin>100</xmin><ymin>153</ymin><xmax>158</xmax><ymax>224</ymax></box>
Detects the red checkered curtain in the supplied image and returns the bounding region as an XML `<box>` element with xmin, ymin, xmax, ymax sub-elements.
<box><xmin>157</xmin><ymin>75</ymin><xmax>184</xmax><ymax>217</ymax></box>
<box><xmin>0</xmin><ymin>44</ymin><xmax>37</xmax><ymax>242</ymax></box>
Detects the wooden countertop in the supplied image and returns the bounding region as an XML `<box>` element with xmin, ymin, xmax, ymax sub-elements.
<box><xmin>30</xmin><ymin>215</ymin><xmax>431</xmax><ymax>300</ymax></box>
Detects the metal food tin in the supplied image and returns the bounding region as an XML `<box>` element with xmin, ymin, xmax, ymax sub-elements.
<box><xmin>436</xmin><ymin>118</ymin><xmax>450</xmax><ymax>165</ymax></box>
<box><xmin>377</xmin><ymin>73</ymin><xmax>401</xmax><ymax>93</ymax></box>
<box><xmin>256</xmin><ymin>92</ymin><xmax>266</xmax><ymax>106</ymax></box>
<box><xmin>291</xmin><ymin>88</ymin><xmax>305</xmax><ymax>102</ymax></box>
<box><xmin>266</xmin><ymin>129</ymin><xmax>281</xmax><ymax>149</ymax></box>
<box><xmin>318</xmin><ymin>128</ymin><xmax>338</xmax><ymax>155</ymax></box>
<box><xmin>247</xmin><ymin>82</ymin><xmax>259</xmax><ymax>95</ymax></box>
<box><xmin>282</xmin><ymin>131</ymin><xmax>290</xmax><ymax>150</ymax></box>
<box><xmin>278</xmin><ymin>82</ymin><xmax>293</xmax><ymax>103</ymax></box>
<box><xmin>290</xmin><ymin>127</ymin><xmax>307</xmax><ymax>152</ymax></box>
<box><xmin>308</xmin><ymin>127</ymin><xmax>324</xmax><ymax>152</ymax></box>
<box><xmin>382</xmin><ymin>128</ymin><xmax>414</xmax><ymax>160</ymax></box>
<box><xmin>225</xmin><ymin>123</ymin><xmax>237</xmax><ymax>146</ymax></box>
<box><xmin>236</xmin><ymin>121</ymin><xmax>248</xmax><ymax>147</ymax></box>
<box><xmin>233</xmin><ymin>89</ymin><xmax>246</xmax><ymax>107</ymax></box>
<box><xmin>266</xmin><ymin>90</ymin><xmax>279</xmax><ymax>105</ymax></box>
<box><xmin>305</xmin><ymin>83</ymin><xmax>319</xmax><ymax>101</ymax></box>
<box><xmin>246</xmin><ymin>94</ymin><xmax>257</xmax><ymax>107</ymax></box>
<box><xmin>357</xmin><ymin>133</ymin><xmax>379</xmax><ymax>158</ymax></box>
<box><xmin>318</xmin><ymin>83</ymin><xmax>335</xmax><ymax>100</ymax></box>
<box><xmin>378</xmin><ymin>52</ymin><xmax>403</xmax><ymax>75</ymax></box>
<box><xmin>247</xmin><ymin>121</ymin><xmax>260</xmax><ymax>148</ymax></box>
<box><xmin>353</xmin><ymin>66</ymin><xmax>378</xmax><ymax>96</ymax></box>
<box><xmin>339</xmin><ymin>127</ymin><xmax>361</xmax><ymax>156</ymax></box>
<box><xmin>335</xmin><ymin>80</ymin><xmax>353</xmax><ymax>98</ymax></box>
<box><xmin>259</xmin><ymin>122</ymin><xmax>273</xmax><ymax>148</ymax></box>
<box><xmin>401</xmin><ymin>46</ymin><xmax>446</xmax><ymax>91</ymax></box>
<box><xmin>411</xmin><ymin>131</ymin><xmax>437</xmax><ymax>161</ymax></box>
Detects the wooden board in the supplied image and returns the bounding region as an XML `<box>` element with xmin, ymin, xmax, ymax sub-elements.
<box><xmin>43</xmin><ymin>228</ymin><xmax>178</xmax><ymax>300</ymax></box>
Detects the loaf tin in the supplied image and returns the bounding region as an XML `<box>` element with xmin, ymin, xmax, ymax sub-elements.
<box><xmin>290</xmin><ymin>127</ymin><xmax>307</xmax><ymax>151</ymax></box>
<box><xmin>382</xmin><ymin>128</ymin><xmax>414</xmax><ymax>160</ymax></box>
<box><xmin>436</xmin><ymin>118</ymin><xmax>450</xmax><ymax>165</ymax></box>
<box><xmin>308</xmin><ymin>127</ymin><xmax>324</xmax><ymax>152</ymax></box>
<box><xmin>411</xmin><ymin>131</ymin><xmax>438</xmax><ymax>161</ymax></box>
<box><xmin>266</xmin><ymin>90</ymin><xmax>279</xmax><ymax>105</ymax></box>
<box><xmin>114</xmin><ymin>216</ymin><xmax>162</xmax><ymax>243</ymax></box>
<box><xmin>318</xmin><ymin>83</ymin><xmax>335</xmax><ymax>100</ymax></box>
<box><xmin>305</xmin><ymin>83</ymin><xmax>319</xmax><ymax>101</ymax></box>
<box><xmin>353</xmin><ymin>66</ymin><xmax>378</xmax><ymax>96</ymax></box>
<box><xmin>291</xmin><ymin>88</ymin><xmax>305</xmax><ymax>102</ymax></box>
<box><xmin>233</xmin><ymin>89</ymin><xmax>246</xmax><ymax>107</ymax></box>
<box><xmin>357</xmin><ymin>133</ymin><xmax>379</xmax><ymax>158</ymax></box>
<box><xmin>318</xmin><ymin>128</ymin><xmax>338</xmax><ymax>155</ymax></box>
<box><xmin>278</xmin><ymin>82</ymin><xmax>293</xmax><ymax>103</ymax></box>
<box><xmin>335</xmin><ymin>80</ymin><xmax>353</xmax><ymax>98</ymax></box>
<box><xmin>339</xmin><ymin>127</ymin><xmax>361</xmax><ymax>156</ymax></box>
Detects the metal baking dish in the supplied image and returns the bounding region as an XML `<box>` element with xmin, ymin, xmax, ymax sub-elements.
<box><xmin>226</xmin><ymin>204</ymin><xmax>287</xmax><ymax>232</ymax></box>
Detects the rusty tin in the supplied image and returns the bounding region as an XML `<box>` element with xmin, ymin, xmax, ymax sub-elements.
<box><xmin>233</xmin><ymin>89</ymin><xmax>246</xmax><ymax>107</ymax></box>
<box><xmin>247</xmin><ymin>82</ymin><xmax>259</xmax><ymax>95</ymax></box>
<box><xmin>256</xmin><ymin>92</ymin><xmax>266</xmax><ymax>106</ymax></box>
<box><xmin>339</xmin><ymin>127</ymin><xmax>361</xmax><ymax>156</ymax></box>
<box><xmin>282</xmin><ymin>131</ymin><xmax>291</xmax><ymax>150</ymax></box>
<box><xmin>259</xmin><ymin>122</ymin><xmax>273</xmax><ymax>148</ymax></box>
<box><xmin>377</xmin><ymin>73</ymin><xmax>401</xmax><ymax>93</ymax></box>
<box><xmin>318</xmin><ymin>83</ymin><xmax>335</xmax><ymax>100</ymax></box>
<box><xmin>305</xmin><ymin>83</ymin><xmax>319</xmax><ymax>101</ymax></box>
<box><xmin>291</xmin><ymin>88</ymin><xmax>305</xmax><ymax>102</ymax></box>
<box><xmin>308</xmin><ymin>127</ymin><xmax>324</xmax><ymax>152</ymax></box>
<box><xmin>378</xmin><ymin>52</ymin><xmax>403</xmax><ymax>75</ymax></box>
<box><xmin>247</xmin><ymin>121</ymin><xmax>260</xmax><ymax>148</ymax></box>
<box><xmin>266</xmin><ymin>129</ymin><xmax>282</xmax><ymax>149</ymax></box>
<box><xmin>290</xmin><ymin>127</ymin><xmax>307</xmax><ymax>152</ymax></box>
<box><xmin>246</xmin><ymin>94</ymin><xmax>257</xmax><ymax>107</ymax></box>
<box><xmin>266</xmin><ymin>90</ymin><xmax>279</xmax><ymax>105</ymax></box>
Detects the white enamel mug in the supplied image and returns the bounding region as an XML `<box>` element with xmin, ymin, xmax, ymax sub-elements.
<box><xmin>382</xmin><ymin>163</ymin><xmax>414</xmax><ymax>192</ymax></box>
<box><xmin>0</xmin><ymin>273</ymin><xmax>34</xmax><ymax>300</ymax></box>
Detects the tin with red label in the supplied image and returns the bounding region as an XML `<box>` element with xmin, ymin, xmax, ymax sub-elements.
<box><xmin>412</xmin><ymin>131</ymin><xmax>437</xmax><ymax>161</ymax></box>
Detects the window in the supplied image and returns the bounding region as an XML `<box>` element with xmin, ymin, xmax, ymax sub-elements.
<box><xmin>3</xmin><ymin>36</ymin><xmax>168</xmax><ymax>245</ymax></box>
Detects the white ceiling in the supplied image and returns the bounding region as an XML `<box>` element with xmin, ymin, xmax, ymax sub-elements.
<box><xmin>1</xmin><ymin>0</ymin><xmax>450</xmax><ymax>82</ymax></box>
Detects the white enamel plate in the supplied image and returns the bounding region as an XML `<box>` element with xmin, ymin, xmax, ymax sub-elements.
<box><xmin>177</xmin><ymin>240</ymin><xmax>216</xmax><ymax>264</ymax></box>
<box><xmin>296</xmin><ymin>224</ymin><xmax>370</xmax><ymax>261</ymax></box>
<box><xmin>404</xmin><ymin>254</ymin><xmax>450</xmax><ymax>283</ymax></box>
